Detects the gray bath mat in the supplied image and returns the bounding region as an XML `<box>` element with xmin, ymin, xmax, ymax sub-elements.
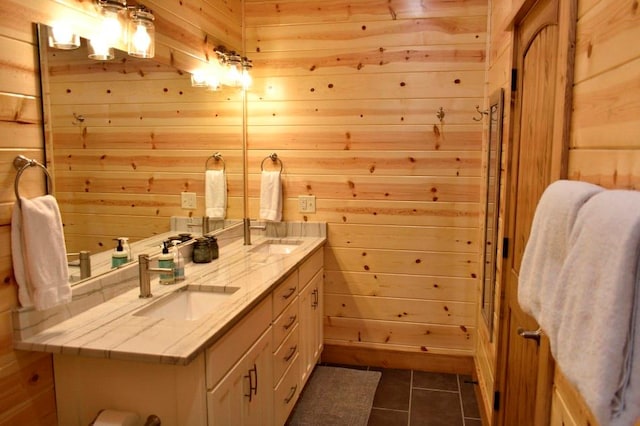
<box><xmin>287</xmin><ymin>366</ymin><xmax>382</xmax><ymax>426</ymax></box>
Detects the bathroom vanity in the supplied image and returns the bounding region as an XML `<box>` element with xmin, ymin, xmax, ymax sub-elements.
<box><xmin>13</xmin><ymin>224</ymin><xmax>326</xmax><ymax>425</ymax></box>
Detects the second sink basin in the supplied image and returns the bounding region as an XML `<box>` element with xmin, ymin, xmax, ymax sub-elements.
<box><xmin>250</xmin><ymin>239</ymin><xmax>303</xmax><ymax>256</ymax></box>
<box><xmin>134</xmin><ymin>285</ymin><xmax>239</xmax><ymax>321</ymax></box>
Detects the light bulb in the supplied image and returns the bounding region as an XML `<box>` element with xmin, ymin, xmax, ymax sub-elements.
<box><xmin>88</xmin><ymin>37</ymin><xmax>114</xmax><ymax>60</ymax></box>
<box><xmin>49</xmin><ymin>24</ymin><xmax>80</xmax><ymax>49</ymax></box>
<box><xmin>131</xmin><ymin>25</ymin><xmax>151</xmax><ymax>54</ymax></box>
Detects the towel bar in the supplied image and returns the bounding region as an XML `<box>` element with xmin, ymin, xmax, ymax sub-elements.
<box><xmin>13</xmin><ymin>155</ymin><xmax>53</xmax><ymax>208</ymax></box>
<box><xmin>205</xmin><ymin>152</ymin><xmax>226</xmax><ymax>171</ymax></box>
<box><xmin>260</xmin><ymin>152</ymin><xmax>283</xmax><ymax>172</ymax></box>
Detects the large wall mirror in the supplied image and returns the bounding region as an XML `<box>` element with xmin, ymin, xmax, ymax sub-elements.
<box><xmin>37</xmin><ymin>23</ymin><xmax>245</xmax><ymax>285</ymax></box>
<box><xmin>481</xmin><ymin>88</ymin><xmax>504</xmax><ymax>340</ymax></box>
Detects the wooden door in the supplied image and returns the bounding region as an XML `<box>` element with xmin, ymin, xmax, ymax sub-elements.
<box><xmin>498</xmin><ymin>0</ymin><xmax>575</xmax><ymax>425</ymax></box>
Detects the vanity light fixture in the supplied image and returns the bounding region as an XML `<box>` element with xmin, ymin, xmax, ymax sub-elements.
<box><xmin>93</xmin><ymin>0</ymin><xmax>127</xmax><ymax>51</ymax></box>
<box><xmin>88</xmin><ymin>37</ymin><xmax>115</xmax><ymax>60</ymax></box>
<box><xmin>48</xmin><ymin>22</ymin><xmax>80</xmax><ymax>50</ymax></box>
<box><xmin>127</xmin><ymin>5</ymin><xmax>155</xmax><ymax>58</ymax></box>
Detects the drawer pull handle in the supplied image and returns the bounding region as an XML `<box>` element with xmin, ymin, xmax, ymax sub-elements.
<box><xmin>282</xmin><ymin>287</ymin><xmax>296</xmax><ymax>299</ymax></box>
<box><xmin>284</xmin><ymin>385</ymin><xmax>298</xmax><ymax>404</ymax></box>
<box><xmin>284</xmin><ymin>345</ymin><xmax>297</xmax><ymax>362</ymax></box>
<box><xmin>283</xmin><ymin>315</ymin><xmax>297</xmax><ymax>330</ymax></box>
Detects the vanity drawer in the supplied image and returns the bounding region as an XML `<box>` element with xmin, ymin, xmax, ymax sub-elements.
<box><xmin>273</xmin><ymin>297</ymin><xmax>298</xmax><ymax>350</ymax></box>
<box><xmin>299</xmin><ymin>248</ymin><xmax>323</xmax><ymax>287</ymax></box>
<box><xmin>273</xmin><ymin>323</ymin><xmax>299</xmax><ymax>384</ymax></box>
<box><xmin>272</xmin><ymin>271</ymin><xmax>298</xmax><ymax>320</ymax></box>
<box><xmin>205</xmin><ymin>296</ymin><xmax>272</xmax><ymax>389</ymax></box>
<box><xmin>274</xmin><ymin>355</ymin><xmax>301</xmax><ymax>426</ymax></box>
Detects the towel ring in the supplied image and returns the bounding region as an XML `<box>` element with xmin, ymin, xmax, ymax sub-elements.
<box><xmin>260</xmin><ymin>153</ymin><xmax>283</xmax><ymax>172</ymax></box>
<box><xmin>205</xmin><ymin>152</ymin><xmax>226</xmax><ymax>171</ymax></box>
<box><xmin>13</xmin><ymin>155</ymin><xmax>54</xmax><ymax>208</ymax></box>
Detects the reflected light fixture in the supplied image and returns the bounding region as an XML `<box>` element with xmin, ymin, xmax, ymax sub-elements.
<box><xmin>127</xmin><ymin>6</ymin><xmax>155</xmax><ymax>58</ymax></box>
<box><xmin>241</xmin><ymin>57</ymin><xmax>253</xmax><ymax>90</ymax></box>
<box><xmin>48</xmin><ymin>22</ymin><xmax>80</xmax><ymax>50</ymax></box>
<box><xmin>224</xmin><ymin>51</ymin><xmax>242</xmax><ymax>87</ymax></box>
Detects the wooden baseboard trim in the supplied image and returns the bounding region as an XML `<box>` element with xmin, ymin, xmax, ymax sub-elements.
<box><xmin>321</xmin><ymin>344</ymin><xmax>474</xmax><ymax>375</ymax></box>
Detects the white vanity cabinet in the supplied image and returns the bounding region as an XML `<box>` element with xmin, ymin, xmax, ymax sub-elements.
<box><xmin>50</xmin><ymin>244</ymin><xmax>325</xmax><ymax>426</ymax></box>
<box><xmin>298</xmin><ymin>249</ymin><xmax>324</xmax><ymax>387</ymax></box>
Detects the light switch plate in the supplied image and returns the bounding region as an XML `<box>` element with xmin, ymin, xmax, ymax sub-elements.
<box><xmin>181</xmin><ymin>192</ymin><xmax>197</xmax><ymax>209</ymax></box>
<box><xmin>298</xmin><ymin>195</ymin><xmax>316</xmax><ymax>213</ymax></box>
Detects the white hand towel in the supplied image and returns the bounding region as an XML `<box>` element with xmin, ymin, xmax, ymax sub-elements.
<box><xmin>259</xmin><ymin>170</ymin><xmax>282</xmax><ymax>222</ymax></box>
<box><xmin>11</xmin><ymin>196</ymin><xmax>71</xmax><ymax>310</ymax></box>
<box><xmin>205</xmin><ymin>169</ymin><xmax>227</xmax><ymax>219</ymax></box>
<box><xmin>518</xmin><ymin>179</ymin><xmax>603</xmax><ymax>323</ymax></box>
<box><xmin>11</xmin><ymin>201</ymin><xmax>32</xmax><ymax>308</ymax></box>
<box><xmin>553</xmin><ymin>190</ymin><xmax>640</xmax><ymax>426</ymax></box>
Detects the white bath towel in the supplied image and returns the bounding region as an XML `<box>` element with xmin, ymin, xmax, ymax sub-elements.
<box><xmin>11</xmin><ymin>196</ymin><xmax>71</xmax><ymax>310</ymax></box>
<box><xmin>518</xmin><ymin>180</ymin><xmax>603</xmax><ymax>323</ymax></box>
<box><xmin>259</xmin><ymin>170</ymin><xmax>282</xmax><ymax>221</ymax></box>
<box><xmin>205</xmin><ymin>169</ymin><xmax>226</xmax><ymax>219</ymax></box>
<box><xmin>553</xmin><ymin>190</ymin><xmax>640</xmax><ymax>426</ymax></box>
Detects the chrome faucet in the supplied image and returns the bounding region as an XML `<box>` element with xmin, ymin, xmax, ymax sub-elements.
<box><xmin>138</xmin><ymin>254</ymin><xmax>174</xmax><ymax>298</ymax></box>
<box><xmin>243</xmin><ymin>218</ymin><xmax>266</xmax><ymax>245</ymax></box>
<box><xmin>187</xmin><ymin>216</ymin><xmax>210</xmax><ymax>236</ymax></box>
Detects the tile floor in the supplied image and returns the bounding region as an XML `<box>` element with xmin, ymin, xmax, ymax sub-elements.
<box><xmin>324</xmin><ymin>364</ymin><xmax>482</xmax><ymax>426</ymax></box>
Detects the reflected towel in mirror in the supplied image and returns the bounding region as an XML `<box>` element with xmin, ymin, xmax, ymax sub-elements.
<box><xmin>205</xmin><ymin>169</ymin><xmax>227</xmax><ymax>219</ymax></box>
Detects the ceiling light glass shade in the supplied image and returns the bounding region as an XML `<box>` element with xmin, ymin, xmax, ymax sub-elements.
<box><xmin>127</xmin><ymin>7</ymin><xmax>155</xmax><ymax>58</ymax></box>
<box><xmin>88</xmin><ymin>37</ymin><xmax>115</xmax><ymax>60</ymax></box>
<box><xmin>95</xmin><ymin>0</ymin><xmax>126</xmax><ymax>48</ymax></box>
<box><xmin>191</xmin><ymin>70</ymin><xmax>209</xmax><ymax>87</ymax></box>
<box><xmin>48</xmin><ymin>23</ymin><xmax>80</xmax><ymax>50</ymax></box>
<box><xmin>241</xmin><ymin>57</ymin><xmax>253</xmax><ymax>89</ymax></box>
<box><xmin>223</xmin><ymin>52</ymin><xmax>242</xmax><ymax>87</ymax></box>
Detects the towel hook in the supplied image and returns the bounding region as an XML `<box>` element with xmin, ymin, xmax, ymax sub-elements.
<box><xmin>473</xmin><ymin>105</ymin><xmax>489</xmax><ymax>121</ymax></box>
<box><xmin>205</xmin><ymin>152</ymin><xmax>226</xmax><ymax>171</ymax></box>
<box><xmin>13</xmin><ymin>155</ymin><xmax>54</xmax><ymax>208</ymax></box>
<box><xmin>260</xmin><ymin>152</ymin><xmax>283</xmax><ymax>173</ymax></box>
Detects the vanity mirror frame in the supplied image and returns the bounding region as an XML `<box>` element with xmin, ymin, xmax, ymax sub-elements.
<box><xmin>480</xmin><ymin>88</ymin><xmax>504</xmax><ymax>341</ymax></box>
<box><xmin>35</xmin><ymin>22</ymin><xmax>246</xmax><ymax>285</ymax></box>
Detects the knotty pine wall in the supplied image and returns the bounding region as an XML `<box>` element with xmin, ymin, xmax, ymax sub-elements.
<box><xmin>0</xmin><ymin>1</ymin><xmax>240</xmax><ymax>424</ymax></box>
<box><xmin>474</xmin><ymin>0</ymin><xmax>640</xmax><ymax>422</ymax></box>
<box><xmin>244</xmin><ymin>0</ymin><xmax>488</xmax><ymax>371</ymax></box>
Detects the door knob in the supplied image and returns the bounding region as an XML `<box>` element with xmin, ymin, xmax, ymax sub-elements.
<box><xmin>517</xmin><ymin>327</ymin><xmax>542</xmax><ymax>343</ymax></box>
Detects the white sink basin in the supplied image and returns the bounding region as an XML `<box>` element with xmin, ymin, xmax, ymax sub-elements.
<box><xmin>134</xmin><ymin>285</ymin><xmax>239</xmax><ymax>321</ymax></box>
<box><xmin>250</xmin><ymin>239</ymin><xmax>303</xmax><ymax>257</ymax></box>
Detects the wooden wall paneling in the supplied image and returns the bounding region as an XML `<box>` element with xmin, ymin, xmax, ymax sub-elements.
<box><xmin>244</xmin><ymin>0</ymin><xmax>488</xmax><ymax>26</ymax></box>
<box><xmin>573</xmin><ymin>0</ymin><xmax>640</xmax><ymax>83</ymax></box>
<box><xmin>570</xmin><ymin>57</ymin><xmax>640</xmax><ymax>151</ymax></box>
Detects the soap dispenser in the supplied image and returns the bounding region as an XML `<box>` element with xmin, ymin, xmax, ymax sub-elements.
<box><xmin>172</xmin><ymin>241</ymin><xmax>185</xmax><ymax>281</ymax></box>
<box><xmin>111</xmin><ymin>239</ymin><xmax>128</xmax><ymax>268</ymax></box>
<box><xmin>118</xmin><ymin>237</ymin><xmax>132</xmax><ymax>262</ymax></box>
<box><xmin>158</xmin><ymin>241</ymin><xmax>175</xmax><ymax>285</ymax></box>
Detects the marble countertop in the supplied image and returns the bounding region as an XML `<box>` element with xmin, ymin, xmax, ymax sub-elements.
<box><xmin>14</xmin><ymin>234</ymin><xmax>326</xmax><ymax>366</ymax></box>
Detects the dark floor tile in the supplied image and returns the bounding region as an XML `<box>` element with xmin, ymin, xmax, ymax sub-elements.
<box><xmin>370</xmin><ymin>368</ymin><xmax>411</xmax><ymax>411</ymax></box>
<box><xmin>464</xmin><ymin>419</ymin><xmax>482</xmax><ymax>426</ymax></box>
<box><xmin>367</xmin><ymin>408</ymin><xmax>409</xmax><ymax>426</ymax></box>
<box><xmin>413</xmin><ymin>371</ymin><xmax>459</xmax><ymax>392</ymax></box>
<box><xmin>410</xmin><ymin>388</ymin><xmax>463</xmax><ymax>426</ymax></box>
<box><xmin>459</xmin><ymin>375</ymin><xmax>481</xmax><ymax>419</ymax></box>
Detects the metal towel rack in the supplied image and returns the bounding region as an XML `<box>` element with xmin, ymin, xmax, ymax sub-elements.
<box><xmin>205</xmin><ymin>152</ymin><xmax>226</xmax><ymax>171</ymax></box>
<box><xmin>260</xmin><ymin>152</ymin><xmax>283</xmax><ymax>172</ymax></box>
<box><xmin>13</xmin><ymin>155</ymin><xmax>53</xmax><ymax>208</ymax></box>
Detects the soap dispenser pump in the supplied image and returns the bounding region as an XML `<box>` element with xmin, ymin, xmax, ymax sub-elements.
<box><xmin>111</xmin><ymin>239</ymin><xmax>128</xmax><ymax>268</ymax></box>
<box><xmin>158</xmin><ymin>241</ymin><xmax>175</xmax><ymax>285</ymax></box>
<box><xmin>118</xmin><ymin>237</ymin><xmax>132</xmax><ymax>262</ymax></box>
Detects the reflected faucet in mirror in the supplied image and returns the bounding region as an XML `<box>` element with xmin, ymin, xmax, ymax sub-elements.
<box><xmin>67</xmin><ymin>251</ymin><xmax>91</xmax><ymax>281</ymax></box>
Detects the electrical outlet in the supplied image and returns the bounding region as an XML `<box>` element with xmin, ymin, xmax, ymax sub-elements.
<box><xmin>181</xmin><ymin>192</ymin><xmax>197</xmax><ymax>209</ymax></box>
<box><xmin>298</xmin><ymin>195</ymin><xmax>316</xmax><ymax>213</ymax></box>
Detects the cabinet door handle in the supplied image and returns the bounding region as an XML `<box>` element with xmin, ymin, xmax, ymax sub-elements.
<box><xmin>312</xmin><ymin>288</ymin><xmax>319</xmax><ymax>309</ymax></box>
<box><xmin>284</xmin><ymin>385</ymin><xmax>298</xmax><ymax>404</ymax></box>
<box><xmin>284</xmin><ymin>345</ymin><xmax>297</xmax><ymax>362</ymax></box>
<box><xmin>282</xmin><ymin>287</ymin><xmax>296</xmax><ymax>299</ymax></box>
<box><xmin>244</xmin><ymin>363</ymin><xmax>258</xmax><ymax>401</ymax></box>
<box><xmin>283</xmin><ymin>315</ymin><xmax>297</xmax><ymax>330</ymax></box>
<box><xmin>517</xmin><ymin>327</ymin><xmax>542</xmax><ymax>344</ymax></box>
